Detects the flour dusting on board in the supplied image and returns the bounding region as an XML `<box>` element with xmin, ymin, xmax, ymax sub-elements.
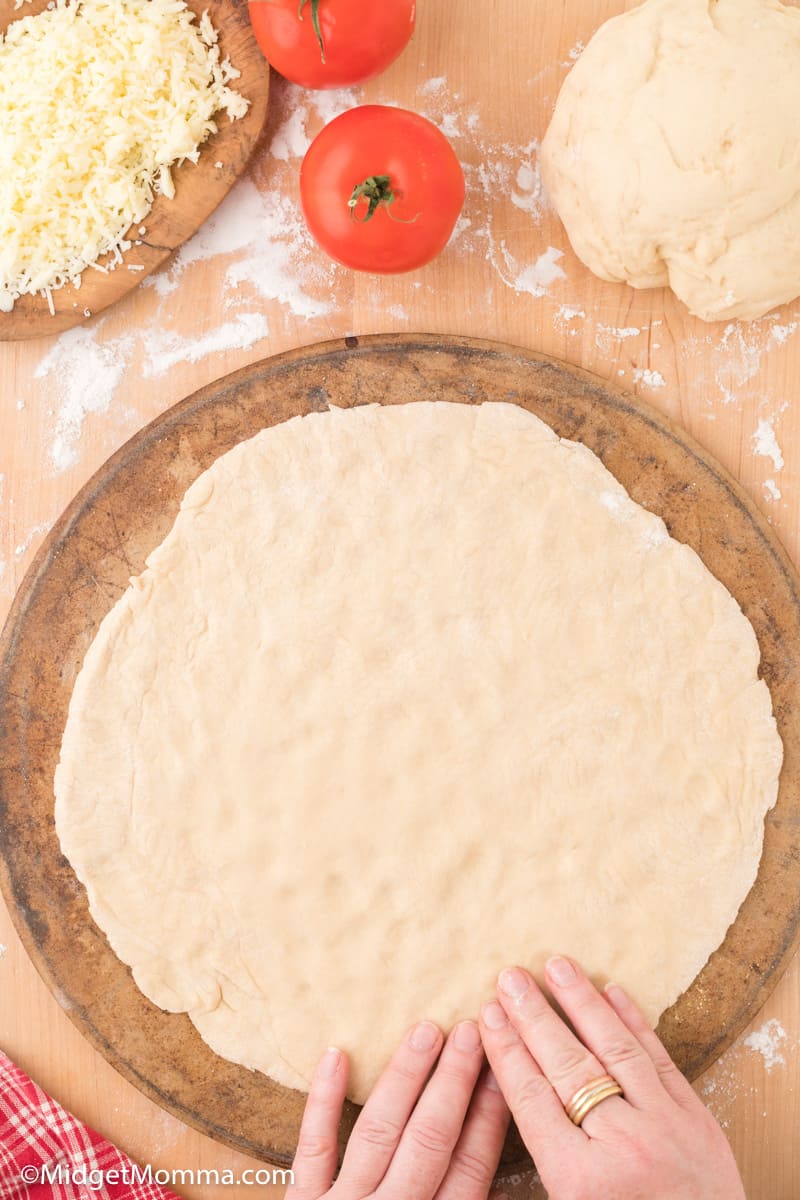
<box><xmin>752</xmin><ymin>416</ymin><xmax>785</xmax><ymax>472</ymax></box>
<box><xmin>633</xmin><ymin>367</ymin><xmax>666</xmax><ymax>390</ymax></box>
<box><xmin>14</xmin><ymin>520</ymin><xmax>54</xmax><ymax>559</ymax></box>
<box><xmin>600</xmin><ymin>324</ymin><xmax>648</xmax><ymax>341</ymax></box>
<box><xmin>508</xmin><ymin>245</ymin><xmax>566</xmax><ymax>298</ymax></box>
<box><xmin>743</xmin><ymin>1019</ymin><xmax>789</xmax><ymax>1072</ymax></box>
<box><xmin>142</xmin><ymin>312</ymin><xmax>271</xmax><ymax>377</ymax></box>
<box><xmin>148</xmin><ymin>177</ymin><xmax>337</xmax><ymax>319</ymax></box>
<box><xmin>700</xmin><ymin>1017</ymin><xmax>798</xmax><ymax>1127</ymax></box>
<box><xmin>676</xmin><ymin>316</ymin><xmax>800</xmax><ymax>409</ymax></box>
<box><xmin>262</xmin><ymin>82</ymin><xmax>358</xmax><ymax>164</ymax></box>
<box><xmin>36</xmin><ymin>325</ymin><xmax>135</xmax><ymax>471</ymax></box>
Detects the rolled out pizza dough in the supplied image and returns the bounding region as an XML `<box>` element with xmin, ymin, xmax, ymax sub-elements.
<box><xmin>541</xmin><ymin>0</ymin><xmax>800</xmax><ymax>322</ymax></box>
<box><xmin>55</xmin><ymin>402</ymin><xmax>782</xmax><ymax>1103</ymax></box>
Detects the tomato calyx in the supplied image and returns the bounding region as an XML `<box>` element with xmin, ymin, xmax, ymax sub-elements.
<box><xmin>297</xmin><ymin>0</ymin><xmax>326</xmax><ymax>63</ymax></box>
<box><xmin>347</xmin><ymin>175</ymin><xmax>420</xmax><ymax>224</ymax></box>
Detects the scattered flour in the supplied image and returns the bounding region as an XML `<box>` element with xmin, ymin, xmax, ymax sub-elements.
<box><xmin>418</xmin><ymin>75</ymin><xmax>447</xmax><ymax>96</ymax></box>
<box><xmin>220</xmin><ymin>187</ymin><xmax>336</xmax><ymax>319</ymax></box>
<box><xmin>743</xmin><ymin>1019</ymin><xmax>789</xmax><ymax>1073</ymax></box>
<box><xmin>141</xmin><ymin>312</ymin><xmax>270</xmax><ymax>377</ymax></box>
<box><xmin>763</xmin><ymin>479</ymin><xmax>782</xmax><ymax>502</ymax></box>
<box><xmin>35</xmin><ymin>325</ymin><xmax>135</xmax><ymax>471</ymax></box>
<box><xmin>593</xmin><ymin>320</ymin><xmax>663</xmax><ymax>354</ymax></box>
<box><xmin>449</xmin><ymin>215</ymin><xmax>472</xmax><ymax>245</ymax></box>
<box><xmin>676</xmin><ymin>311</ymin><xmax>800</xmax><ymax>410</ymax></box>
<box><xmin>505</xmin><ymin>245</ymin><xmax>566</xmax><ymax>298</ymax></box>
<box><xmin>510</xmin><ymin>148</ymin><xmax>546</xmax><ymax>219</ymax></box>
<box><xmin>0</xmin><ymin>943</ymin><xmax>6</xmax><ymax>959</ymax></box>
<box><xmin>600</xmin><ymin>324</ymin><xmax>645</xmax><ymax>340</ymax></box>
<box><xmin>752</xmin><ymin>416</ymin><xmax>785</xmax><ymax>472</ymax></box>
<box><xmin>269</xmin><ymin>104</ymin><xmax>311</xmax><ymax>163</ymax></box>
<box><xmin>147</xmin><ymin>177</ymin><xmax>336</xmax><ymax>320</ymax></box>
<box><xmin>266</xmin><ymin>82</ymin><xmax>358</xmax><ymax>165</ymax></box>
<box><xmin>146</xmin><ymin>178</ymin><xmax>266</xmax><ymax>294</ymax></box>
<box><xmin>553</xmin><ymin>303</ymin><xmax>586</xmax><ymax>336</ymax></box>
<box><xmin>14</xmin><ymin>520</ymin><xmax>53</xmax><ymax>560</ymax></box>
<box><xmin>715</xmin><ymin>323</ymin><xmax>769</xmax><ymax>406</ymax></box>
<box><xmin>633</xmin><ymin>367</ymin><xmax>667</xmax><ymax>390</ymax></box>
<box><xmin>770</xmin><ymin>321</ymin><xmax>799</xmax><ymax>347</ymax></box>
<box><xmin>700</xmin><ymin>1014</ymin><xmax>798</xmax><ymax>1128</ymax></box>
<box><xmin>437</xmin><ymin>109</ymin><xmax>469</xmax><ymax>140</ymax></box>
<box><xmin>692</xmin><ymin>316</ymin><xmax>799</xmax><ymax>407</ymax></box>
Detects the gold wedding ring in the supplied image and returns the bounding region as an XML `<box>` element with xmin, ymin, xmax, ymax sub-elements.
<box><xmin>565</xmin><ymin>1075</ymin><xmax>624</xmax><ymax>1127</ymax></box>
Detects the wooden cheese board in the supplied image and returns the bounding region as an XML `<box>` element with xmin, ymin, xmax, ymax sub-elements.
<box><xmin>0</xmin><ymin>0</ymin><xmax>270</xmax><ymax>342</ymax></box>
<box><xmin>1</xmin><ymin>334</ymin><xmax>800</xmax><ymax>1173</ymax></box>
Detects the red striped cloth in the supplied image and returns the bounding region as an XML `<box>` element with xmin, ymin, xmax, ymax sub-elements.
<box><xmin>0</xmin><ymin>1050</ymin><xmax>180</xmax><ymax>1200</ymax></box>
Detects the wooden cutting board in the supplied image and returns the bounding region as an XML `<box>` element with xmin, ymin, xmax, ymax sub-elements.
<box><xmin>1</xmin><ymin>334</ymin><xmax>800</xmax><ymax>1173</ymax></box>
<box><xmin>0</xmin><ymin>0</ymin><xmax>270</xmax><ymax>341</ymax></box>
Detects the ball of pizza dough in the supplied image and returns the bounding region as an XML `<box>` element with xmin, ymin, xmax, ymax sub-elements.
<box><xmin>541</xmin><ymin>0</ymin><xmax>800</xmax><ymax>323</ymax></box>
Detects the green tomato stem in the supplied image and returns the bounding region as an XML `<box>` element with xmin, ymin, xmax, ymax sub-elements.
<box><xmin>298</xmin><ymin>0</ymin><xmax>325</xmax><ymax>64</ymax></box>
<box><xmin>348</xmin><ymin>176</ymin><xmax>420</xmax><ymax>224</ymax></box>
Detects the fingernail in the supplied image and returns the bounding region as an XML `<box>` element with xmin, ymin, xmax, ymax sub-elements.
<box><xmin>453</xmin><ymin>1020</ymin><xmax>481</xmax><ymax>1052</ymax></box>
<box><xmin>498</xmin><ymin>967</ymin><xmax>531</xmax><ymax>1000</ymax></box>
<box><xmin>484</xmin><ymin>1068</ymin><xmax>501</xmax><ymax>1092</ymax></box>
<box><xmin>604</xmin><ymin>983</ymin><xmax>626</xmax><ymax>1007</ymax></box>
<box><xmin>546</xmin><ymin>956</ymin><xmax>578</xmax><ymax>987</ymax></box>
<box><xmin>409</xmin><ymin>1021</ymin><xmax>440</xmax><ymax>1051</ymax></box>
<box><xmin>318</xmin><ymin>1047</ymin><xmax>341</xmax><ymax>1078</ymax></box>
<box><xmin>481</xmin><ymin>1001</ymin><xmax>508</xmax><ymax>1029</ymax></box>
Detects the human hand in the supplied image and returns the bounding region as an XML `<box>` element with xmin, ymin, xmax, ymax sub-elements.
<box><xmin>479</xmin><ymin>957</ymin><xmax>746</xmax><ymax>1200</ymax></box>
<box><xmin>286</xmin><ymin>1018</ymin><xmax>510</xmax><ymax>1199</ymax></box>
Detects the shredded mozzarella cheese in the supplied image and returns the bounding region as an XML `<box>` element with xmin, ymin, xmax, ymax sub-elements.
<box><xmin>0</xmin><ymin>0</ymin><xmax>248</xmax><ymax>314</ymax></box>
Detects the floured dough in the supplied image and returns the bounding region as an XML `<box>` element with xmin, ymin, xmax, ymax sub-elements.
<box><xmin>55</xmin><ymin>402</ymin><xmax>782</xmax><ymax>1103</ymax></box>
<box><xmin>541</xmin><ymin>0</ymin><xmax>800</xmax><ymax>322</ymax></box>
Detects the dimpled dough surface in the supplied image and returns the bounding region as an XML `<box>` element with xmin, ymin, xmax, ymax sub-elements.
<box><xmin>541</xmin><ymin>0</ymin><xmax>800</xmax><ymax>323</ymax></box>
<box><xmin>55</xmin><ymin>402</ymin><xmax>782</xmax><ymax>1103</ymax></box>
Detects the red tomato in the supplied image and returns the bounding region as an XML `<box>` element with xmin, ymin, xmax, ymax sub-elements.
<box><xmin>248</xmin><ymin>0</ymin><xmax>416</xmax><ymax>90</ymax></box>
<box><xmin>300</xmin><ymin>106</ymin><xmax>465</xmax><ymax>274</ymax></box>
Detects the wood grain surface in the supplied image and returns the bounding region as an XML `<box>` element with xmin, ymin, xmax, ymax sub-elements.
<box><xmin>2</xmin><ymin>2</ymin><xmax>800</xmax><ymax>1198</ymax></box>
<box><xmin>0</xmin><ymin>0</ymin><xmax>270</xmax><ymax>341</ymax></box>
<box><xmin>3</xmin><ymin>335</ymin><xmax>800</xmax><ymax>1178</ymax></box>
